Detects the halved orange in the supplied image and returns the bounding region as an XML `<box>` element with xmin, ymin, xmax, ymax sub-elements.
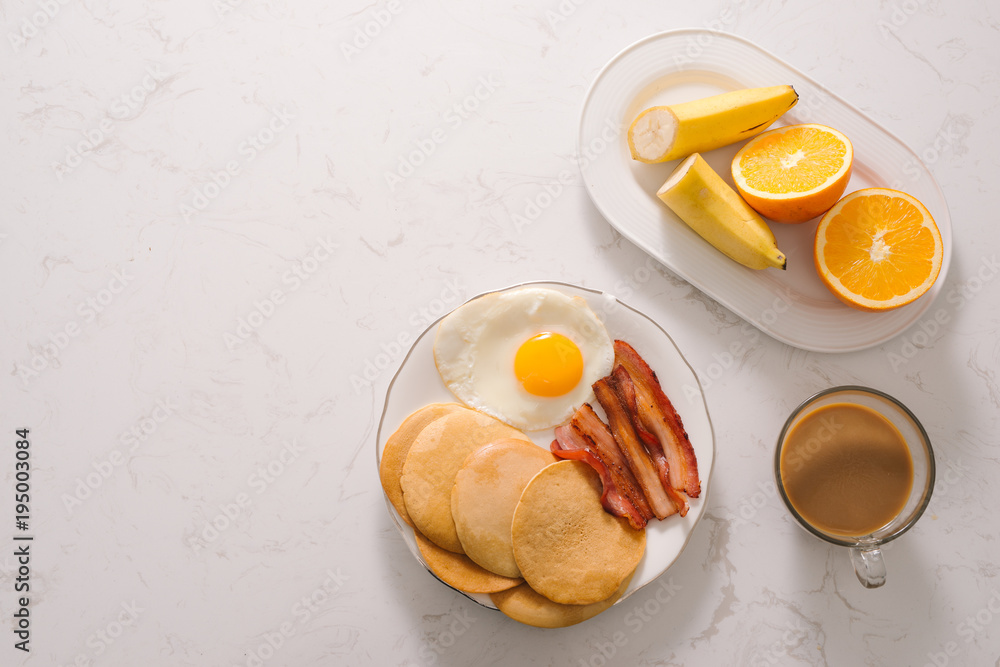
<box><xmin>814</xmin><ymin>188</ymin><xmax>943</xmax><ymax>312</ymax></box>
<box><xmin>732</xmin><ymin>123</ymin><xmax>853</xmax><ymax>223</ymax></box>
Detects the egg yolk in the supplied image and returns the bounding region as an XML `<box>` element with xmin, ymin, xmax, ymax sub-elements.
<box><xmin>513</xmin><ymin>332</ymin><xmax>583</xmax><ymax>397</ymax></box>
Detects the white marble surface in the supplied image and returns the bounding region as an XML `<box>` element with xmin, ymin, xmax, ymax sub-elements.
<box><xmin>2</xmin><ymin>0</ymin><xmax>999</xmax><ymax>665</ymax></box>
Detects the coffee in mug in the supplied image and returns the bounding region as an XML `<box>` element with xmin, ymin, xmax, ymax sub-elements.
<box><xmin>774</xmin><ymin>386</ymin><xmax>935</xmax><ymax>588</ymax></box>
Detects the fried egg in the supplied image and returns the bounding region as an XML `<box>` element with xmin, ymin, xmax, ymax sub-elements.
<box><xmin>433</xmin><ymin>287</ymin><xmax>614</xmax><ymax>431</ymax></box>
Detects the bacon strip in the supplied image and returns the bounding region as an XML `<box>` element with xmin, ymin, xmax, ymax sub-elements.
<box><xmin>569</xmin><ymin>405</ymin><xmax>653</xmax><ymax>523</ymax></box>
<box><xmin>551</xmin><ymin>425</ymin><xmax>648</xmax><ymax>530</ymax></box>
<box><xmin>594</xmin><ymin>377</ymin><xmax>678</xmax><ymax>519</ymax></box>
<box><xmin>610</xmin><ymin>365</ymin><xmax>690</xmax><ymax>516</ymax></box>
<box><xmin>613</xmin><ymin>340</ymin><xmax>701</xmax><ymax>498</ymax></box>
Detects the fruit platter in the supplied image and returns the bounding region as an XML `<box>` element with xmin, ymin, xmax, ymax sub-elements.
<box><xmin>578</xmin><ymin>29</ymin><xmax>952</xmax><ymax>352</ymax></box>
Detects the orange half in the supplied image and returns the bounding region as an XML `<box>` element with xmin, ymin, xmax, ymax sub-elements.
<box><xmin>814</xmin><ymin>188</ymin><xmax>943</xmax><ymax>312</ymax></box>
<box><xmin>732</xmin><ymin>124</ymin><xmax>853</xmax><ymax>223</ymax></box>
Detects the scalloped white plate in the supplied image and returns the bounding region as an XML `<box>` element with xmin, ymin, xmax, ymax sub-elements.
<box><xmin>578</xmin><ymin>29</ymin><xmax>952</xmax><ymax>353</ymax></box>
<box><xmin>375</xmin><ymin>281</ymin><xmax>715</xmax><ymax>610</ymax></box>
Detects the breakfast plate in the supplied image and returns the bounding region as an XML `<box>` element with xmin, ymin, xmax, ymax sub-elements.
<box><xmin>375</xmin><ymin>281</ymin><xmax>715</xmax><ymax>609</ymax></box>
<box><xmin>578</xmin><ymin>29</ymin><xmax>952</xmax><ymax>353</ymax></box>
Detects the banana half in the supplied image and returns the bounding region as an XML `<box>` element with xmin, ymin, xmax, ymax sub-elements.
<box><xmin>657</xmin><ymin>154</ymin><xmax>787</xmax><ymax>271</ymax></box>
<box><xmin>628</xmin><ymin>85</ymin><xmax>798</xmax><ymax>164</ymax></box>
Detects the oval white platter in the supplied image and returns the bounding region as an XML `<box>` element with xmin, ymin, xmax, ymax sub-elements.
<box><xmin>375</xmin><ymin>281</ymin><xmax>716</xmax><ymax>610</ymax></box>
<box><xmin>578</xmin><ymin>29</ymin><xmax>952</xmax><ymax>353</ymax></box>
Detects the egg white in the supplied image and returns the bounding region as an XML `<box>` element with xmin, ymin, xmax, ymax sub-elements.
<box><xmin>433</xmin><ymin>287</ymin><xmax>614</xmax><ymax>431</ymax></box>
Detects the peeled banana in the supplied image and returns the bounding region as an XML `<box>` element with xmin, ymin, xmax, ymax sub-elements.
<box><xmin>628</xmin><ymin>85</ymin><xmax>798</xmax><ymax>163</ymax></box>
<box><xmin>657</xmin><ymin>154</ymin><xmax>786</xmax><ymax>271</ymax></box>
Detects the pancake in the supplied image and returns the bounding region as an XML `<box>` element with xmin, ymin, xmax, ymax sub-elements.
<box><xmin>511</xmin><ymin>460</ymin><xmax>645</xmax><ymax>605</ymax></box>
<box><xmin>414</xmin><ymin>531</ymin><xmax>522</xmax><ymax>594</ymax></box>
<box><xmin>401</xmin><ymin>408</ymin><xmax>531</xmax><ymax>552</ymax></box>
<box><xmin>490</xmin><ymin>572</ymin><xmax>633</xmax><ymax>628</ymax></box>
<box><xmin>451</xmin><ymin>439</ymin><xmax>557</xmax><ymax>578</ymax></box>
<box><xmin>379</xmin><ymin>403</ymin><xmax>462</xmax><ymax>527</ymax></box>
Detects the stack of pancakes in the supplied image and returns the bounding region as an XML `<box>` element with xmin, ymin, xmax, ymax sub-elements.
<box><xmin>379</xmin><ymin>403</ymin><xmax>646</xmax><ymax>628</ymax></box>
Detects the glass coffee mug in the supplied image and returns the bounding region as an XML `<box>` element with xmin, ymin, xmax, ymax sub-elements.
<box><xmin>774</xmin><ymin>386</ymin><xmax>935</xmax><ymax>588</ymax></box>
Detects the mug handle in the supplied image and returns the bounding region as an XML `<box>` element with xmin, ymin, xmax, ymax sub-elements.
<box><xmin>849</xmin><ymin>544</ymin><xmax>886</xmax><ymax>588</ymax></box>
